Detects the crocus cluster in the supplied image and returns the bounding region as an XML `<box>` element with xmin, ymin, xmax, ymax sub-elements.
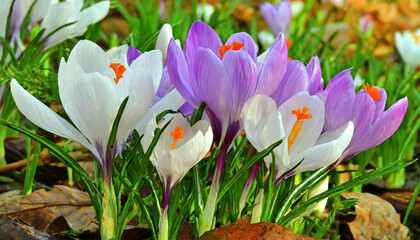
<box><xmin>8</xmin><ymin>19</ymin><xmax>409</xmax><ymax>240</ymax></box>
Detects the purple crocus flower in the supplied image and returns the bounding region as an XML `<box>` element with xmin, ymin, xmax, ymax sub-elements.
<box><xmin>166</xmin><ymin>21</ymin><xmax>288</xmax><ymax>233</ymax></box>
<box><xmin>167</xmin><ymin>21</ymin><xmax>288</xmax><ymax>148</ymax></box>
<box><xmin>321</xmin><ymin>69</ymin><xmax>408</xmax><ymax>166</ymax></box>
<box><xmin>260</xmin><ymin>1</ymin><xmax>292</xmax><ymax>37</ymax></box>
<box><xmin>270</xmin><ymin>56</ymin><xmax>323</xmax><ymax>106</ymax></box>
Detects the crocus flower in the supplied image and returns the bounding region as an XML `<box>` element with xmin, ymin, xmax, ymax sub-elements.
<box><xmin>241</xmin><ymin>92</ymin><xmax>354</xmax><ymax>185</ymax></box>
<box><xmin>395</xmin><ymin>29</ymin><xmax>420</xmax><ymax>69</ymax></box>
<box><xmin>128</xmin><ymin>24</ymin><xmax>186</xmax><ymax>133</ymax></box>
<box><xmin>359</xmin><ymin>14</ymin><xmax>373</xmax><ymax>34</ymax></box>
<box><xmin>269</xmin><ymin>56</ymin><xmax>323</xmax><ymax>107</ymax></box>
<box><xmin>11</xmin><ymin>40</ymin><xmax>162</xmax><ymax>185</ymax></box>
<box><xmin>321</xmin><ymin>69</ymin><xmax>408</xmax><ymax>166</ymax></box>
<box><xmin>196</xmin><ymin>3</ymin><xmax>215</xmax><ymax>23</ymax></box>
<box><xmin>260</xmin><ymin>1</ymin><xmax>292</xmax><ymax>37</ymax></box>
<box><xmin>141</xmin><ymin>113</ymin><xmax>213</xmax><ymax>240</ymax></box>
<box><xmin>3</xmin><ymin>0</ymin><xmax>110</xmax><ymax>58</ymax></box>
<box><xmin>166</xmin><ymin>20</ymin><xmax>288</xmax><ymax>234</ymax></box>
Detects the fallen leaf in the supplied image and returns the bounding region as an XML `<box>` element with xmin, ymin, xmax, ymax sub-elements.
<box><xmin>0</xmin><ymin>215</ymin><xmax>52</xmax><ymax>240</ymax></box>
<box><xmin>342</xmin><ymin>192</ymin><xmax>409</xmax><ymax>240</ymax></box>
<box><xmin>0</xmin><ymin>185</ymin><xmax>97</xmax><ymax>233</ymax></box>
<box><xmin>196</xmin><ymin>216</ymin><xmax>318</xmax><ymax>240</ymax></box>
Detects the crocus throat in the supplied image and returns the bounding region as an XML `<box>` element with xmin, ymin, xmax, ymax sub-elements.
<box><xmin>363</xmin><ymin>83</ymin><xmax>381</xmax><ymax>101</ymax></box>
<box><xmin>218</xmin><ymin>41</ymin><xmax>244</xmax><ymax>60</ymax></box>
<box><xmin>411</xmin><ymin>33</ymin><xmax>420</xmax><ymax>45</ymax></box>
<box><xmin>109</xmin><ymin>63</ymin><xmax>126</xmax><ymax>84</ymax></box>
<box><xmin>288</xmin><ymin>106</ymin><xmax>312</xmax><ymax>152</ymax></box>
<box><xmin>170</xmin><ymin>126</ymin><xmax>184</xmax><ymax>150</ymax></box>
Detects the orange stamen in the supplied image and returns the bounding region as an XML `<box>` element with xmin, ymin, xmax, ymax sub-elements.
<box><xmin>170</xmin><ymin>126</ymin><xmax>184</xmax><ymax>150</ymax></box>
<box><xmin>263</xmin><ymin>170</ymin><xmax>270</xmax><ymax>182</ymax></box>
<box><xmin>218</xmin><ymin>41</ymin><xmax>244</xmax><ymax>60</ymax></box>
<box><xmin>109</xmin><ymin>63</ymin><xmax>126</xmax><ymax>84</ymax></box>
<box><xmin>288</xmin><ymin>57</ymin><xmax>293</xmax><ymax>61</ymax></box>
<box><xmin>288</xmin><ymin>106</ymin><xmax>312</xmax><ymax>152</ymax></box>
<box><xmin>241</xmin><ymin>130</ymin><xmax>245</xmax><ymax>136</ymax></box>
<box><xmin>411</xmin><ymin>33</ymin><xmax>420</xmax><ymax>45</ymax></box>
<box><xmin>363</xmin><ymin>83</ymin><xmax>382</xmax><ymax>101</ymax></box>
<box><xmin>287</xmin><ymin>39</ymin><xmax>293</xmax><ymax>48</ymax></box>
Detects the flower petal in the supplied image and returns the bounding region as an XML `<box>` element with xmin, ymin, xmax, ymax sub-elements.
<box><xmin>307</xmin><ymin>56</ymin><xmax>323</xmax><ymax>94</ymax></box>
<box><xmin>127</xmin><ymin>46</ymin><xmax>141</xmax><ymax>66</ymax></box>
<box><xmin>130</xmin><ymin>49</ymin><xmax>163</xmax><ymax>94</ymax></box>
<box><xmin>10</xmin><ymin>79</ymin><xmax>96</xmax><ymax>157</ymax></box>
<box><xmin>255</xmin><ymin>33</ymin><xmax>288</xmax><ymax>96</ymax></box>
<box><xmin>155</xmin><ymin>24</ymin><xmax>173</xmax><ymax>64</ymax></box>
<box><xmin>64</xmin><ymin>40</ymin><xmax>110</xmax><ymax>74</ymax></box>
<box><xmin>295</xmin><ymin>121</ymin><xmax>354</xmax><ymax>173</ymax></box>
<box><xmin>278</xmin><ymin>91</ymin><xmax>325</xmax><ymax>160</ymax></box>
<box><xmin>270</xmin><ymin>59</ymin><xmax>308</xmax><ymax>106</ymax></box>
<box><xmin>226</xmin><ymin>32</ymin><xmax>257</xmax><ymax>61</ymax></box>
<box><xmin>167</xmin><ymin>39</ymin><xmax>198</xmax><ymax>106</ymax></box>
<box><xmin>184</xmin><ymin>21</ymin><xmax>223</xmax><ymax>61</ymax></box>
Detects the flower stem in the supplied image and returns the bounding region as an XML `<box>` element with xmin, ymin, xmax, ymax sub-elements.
<box><xmin>238</xmin><ymin>161</ymin><xmax>261</xmax><ymax>219</ymax></box>
<box><xmin>101</xmin><ymin>182</ymin><xmax>117</xmax><ymax>240</ymax></box>
<box><xmin>198</xmin><ymin>145</ymin><xmax>227</xmax><ymax>236</ymax></box>
<box><xmin>159</xmin><ymin>181</ymin><xmax>172</xmax><ymax>240</ymax></box>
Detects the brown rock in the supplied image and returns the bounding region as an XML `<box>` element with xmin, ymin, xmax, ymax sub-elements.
<box><xmin>342</xmin><ymin>192</ymin><xmax>409</xmax><ymax>240</ymax></box>
<box><xmin>196</xmin><ymin>216</ymin><xmax>318</xmax><ymax>240</ymax></box>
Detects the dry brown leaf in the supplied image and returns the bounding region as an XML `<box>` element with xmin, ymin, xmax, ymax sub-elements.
<box><xmin>342</xmin><ymin>192</ymin><xmax>409</xmax><ymax>240</ymax></box>
<box><xmin>0</xmin><ymin>185</ymin><xmax>97</xmax><ymax>233</ymax></box>
<box><xmin>196</xmin><ymin>216</ymin><xmax>318</xmax><ymax>240</ymax></box>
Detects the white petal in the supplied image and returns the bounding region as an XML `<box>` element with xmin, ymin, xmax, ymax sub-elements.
<box><xmin>10</xmin><ymin>79</ymin><xmax>97</xmax><ymax>157</ymax></box>
<box><xmin>130</xmin><ymin>50</ymin><xmax>163</xmax><ymax>93</ymax></box>
<box><xmin>241</xmin><ymin>94</ymin><xmax>277</xmax><ymax>144</ymax></box>
<box><xmin>294</xmin><ymin>121</ymin><xmax>354</xmax><ymax>172</ymax></box>
<box><xmin>278</xmin><ymin>91</ymin><xmax>325</xmax><ymax>160</ymax></box>
<box><xmin>135</xmin><ymin>89</ymin><xmax>185</xmax><ymax>135</ymax></box>
<box><xmin>63</xmin><ymin>40</ymin><xmax>110</xmax><ymax>74</ymax></box>
<box><xmin>155</xmin><ymin>24</ymin><xmax>173</xmax><ymax>65</ymax></box>
<box><xmin>106</xmin><ymin>45</ymin><xmax>128</xmax><ymax>63</ymax></box>
<box><xmin>58</xmin><ymin>72</ymin><xmax>120</xmax><ymax>156</ymax></box>
<box><xmin>257</xmin><ymin>49</ymin><xmax>269</xmax><ymax>63</ymax></box>
<box><xmin>0</xmin><ymin>0</ymin><xmax>14</xmax><ymax>37</ymax></box>
<box><xmin>116</xmin><ymin>68</ymin><xmax>155</xmax><ymax>147</ymax></box>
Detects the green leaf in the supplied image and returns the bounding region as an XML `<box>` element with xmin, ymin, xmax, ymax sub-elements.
<box><xmin>403</xmin><ymin>179</ymin><xmax>420</xmax><ymax>225</ymax></box>
<box><xmin>278</xmin><ymin>160</ymin><xmax>416</xmax><ymax>225</ymax></box>
<box><xmin>0</xmin><ymin>36</ymin><xmax>18</xmax><ymax>65</ymax></box>
<box><xmin>0</xmin><ymin>118</ymin><xmax>102</xmax><ymax>219</ymax></box>
<box><xmin>108</xmin><ymin>96</ymin><xmax>129</xmax><ymax>147</ymax></box>
<box><xmin>217</xmin><ymin>138</ymin><xmax>284</xmax><ymax>202</ymax></box>
<box><xmin>190</xmin><ymin>101</ymin><xmax>206</xmax><ymax>126</ymax></box>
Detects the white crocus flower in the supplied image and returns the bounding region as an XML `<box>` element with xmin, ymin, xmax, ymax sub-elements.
<box><xmin>41</xmin><ymin>0</ymin><xmax>110</xmax><ymax>49</ymax></box>
<box><xmin>395</xmin><ymin>29</ymin><xmax>420</xmax><ymax>69</ymax></box>
<box><xmin>142</xmin><ymin>113</ymin><xmax>213</xmax><ymax>191</ymax></box>
<box><xmin>11</xmin><ymin>40</ymin><xmax>162</xmax><ymax>185</ymax></box>
<box><xmin>142</xmin><ymin>113</ymin><xmax>213</xmax><ymax>240</ymax></box>
<box><xmin>241</xmin><ymin>92</ymin><xmax>354</xmax><ymax>185</ymax></box>
<box><xmin>196</xmin><ymin>3</ymin><xmax>215</xmax><ymax>23</ymax></box>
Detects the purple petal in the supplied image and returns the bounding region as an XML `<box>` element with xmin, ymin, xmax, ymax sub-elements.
<box><xmin>152</xmin><ymin>67</ymin><xmax>172</xmax><ymax>105</ymax></box>
<box><xmin>323</xmin><ymin>69</ymin><xmax>356</xmax><ymax>131</ymax></box>
<box><xmin>270</xmin><ymin>60</ymin><xmax>308</xmax><ymax>106</ymax></box>
<box><xmin>167</xmin><ymin>39</ymin><xmax>198</xmax><ymax>107</ymax></box>
<box><xmin>188</xmin><ymin>47</ymin><xmax>230</xmax><ymax>123</ymax></box>
<box><xmin>184</xmin><ymin>21</ymin><xmax>223</xmax><ymax>62</ymax></box>
<box><xmin>373</xmin><ymin>88</ymin><xmax>387</xmax><ymax>121</ymax></box>
<box><xmin>260</xmin><ymin>1</ymin><xmax>291</xmax><ymax>36</ymax></box>
<box><xmin>222</xmin><ymin>50</ymin><xmax>258</xmax><ymax>122</ymax></box>
<box><xmin>127</xmin><ymin>46</ymin><xmax>141</xmax><ymax>66</ymax></box>
<box><xmin>255</xmin><ymin>33</ymin><xmax>288</xmax><ymax>95</ymax></box>
<box><xmin>226</xmin><ymin>32</ymin><xmax>257</xmax><ymax>62</ymax></box>
<box><xmin>159</xmin><ymin>0</ymin><xmax>167</xmax><ymax>20</ymax></box>
<box><xmin>307</xmin><ymin>56</ymin><xmax>324</xmax><ymax>94</ymax></box>
<box><xmin>179</xmin><ymin>102</ymin><xmax>195</xmax><ymax>116</ymax></box>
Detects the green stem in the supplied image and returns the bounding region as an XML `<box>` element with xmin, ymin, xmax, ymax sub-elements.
<box><xmin>101</xmin><ymin>183</ymin><xmax>117</xmax><ymax>240</ymax></box>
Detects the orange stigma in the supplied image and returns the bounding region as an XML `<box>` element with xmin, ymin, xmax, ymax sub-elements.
<box><xmin>288</xmin><ymin>106</ymin><xmax>312</xmax><ymax>152</ymax></box>
<box><xmin>287</xmin><ymin>39</ymin><xmax>293</xmax><ymax>48</ymax></box>
<box><xmin>363</xmin><ymin>83</ymin><xmax>382</xmax><ymax>101</ymax></box>
<box><xmin>109</xmin><ymin>63</ymin><xmax>126</xmax><ymax>84</ymax></box>
<box><xmin>411</xmin><ymin>33</ymin><xmax>420</xmax><ymax>45</ymax></box>
<box><xmin>170</xmin><ymin>126</ymin><xmax>184</xmax><ymax>150</ymax></box>
<box><xmin>218</xmin><ymin>41</ymin><xmax>244</xmax><ymax>60</ymax></box>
